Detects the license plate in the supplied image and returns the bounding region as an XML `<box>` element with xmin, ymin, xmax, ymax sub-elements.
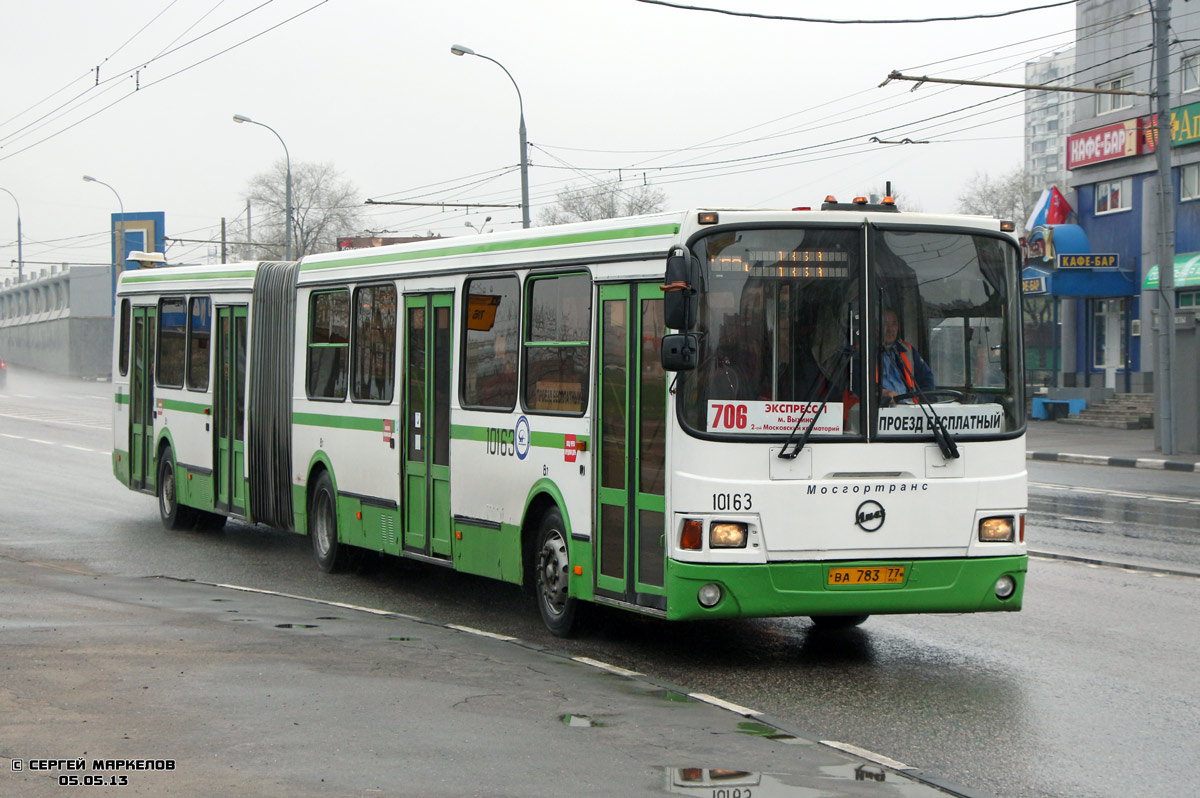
<box><xmin>827</xmin><ymin>566</ymin><xmax>905</xmax><ymax>585</ymax></box>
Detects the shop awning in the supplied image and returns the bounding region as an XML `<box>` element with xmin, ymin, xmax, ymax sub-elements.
<box><xmin>1144</xmin><ymin>251</ymin><xmax>1200</xmax><ymax>289</ymax></box>
<box><xmin>1024</xmin><ymin>224</ymin><xmax>1090</xmax><ymax>264</ymax></box>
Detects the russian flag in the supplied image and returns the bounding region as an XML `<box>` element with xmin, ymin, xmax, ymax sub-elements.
<box><xmin>1025</xmin><ymin>188</ymin><xmax>1050</xmax><ymax>231</ymax></box>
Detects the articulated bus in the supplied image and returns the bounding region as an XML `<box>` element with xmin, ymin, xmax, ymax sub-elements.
<box><xmin>112</xmin><ymin>200</ymin><xmax>1027</xmax><ymax>635</ymax></box>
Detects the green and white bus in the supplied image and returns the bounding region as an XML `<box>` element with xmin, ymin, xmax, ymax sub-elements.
<box><xmin>112</xmin><ymin>200</ymin><xmax>1027</xmax><ymax>635</ymax></box>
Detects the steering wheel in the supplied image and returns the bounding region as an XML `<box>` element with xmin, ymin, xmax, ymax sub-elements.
<box><xmin>700</xmin><ymin>356</ymin><xmax>744</xmax><ymax>399</ymax></box>
<box><xmin>890</xmin><ymin>389</ymin><xmax>965</xmax><ymax>405</ymax></box>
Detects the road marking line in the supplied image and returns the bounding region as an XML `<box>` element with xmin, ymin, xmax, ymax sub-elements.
<box><xmin>0</xmin><ymin>433</ymin><xmax>105</xmax><ymax>454</ymax></box>
<box><xmin>0</xmin><ymin>411</ymin><xmax>109</xmax><ymax>430</ymax></box>
<box><xmin>1029</xmin><ymin>551</ymin><xmax>1200</xmax><ymax>579</ymax></box>
<box><xmin>446</xmin><ymin>623</ymin><xmax>517</xmax><ymax>642</ymax></box>
<box><xmin>571</xmin><ymin>656</ymin><xmax>643</xmax><ymax>677</ymax></box>
<box><xmin>688</xmin><ymin>692</ymin><xmax>761</xmax><ymax>716</ymax></box>
<box><xmin>203</xmin><ymin>581</ymin><xmax>422</xmax><ymax>620</ymax></box>
<box><xmin>821</xmin><ymin>740</ymin><xmax>910</xmax><ymax>770</ymax></box>
<box><xmin>1031</xmin><ymin>481</ymin><xmax>1200</xmax><ymax>506</ymax></box>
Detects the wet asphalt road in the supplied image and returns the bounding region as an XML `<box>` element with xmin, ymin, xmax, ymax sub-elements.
<box><xmin>1027</xmin><ymin>460</ymin><xmax>1200</xmax><ymax>572</ymax></box>
<box><xmin>2</xmin><ymin>368</ymin><xmax>1198</xmax><ymax>798</ymax></box>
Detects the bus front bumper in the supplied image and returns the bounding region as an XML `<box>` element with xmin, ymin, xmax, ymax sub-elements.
<box><xmin>664</xmin><ymin>555</ymin><xmax>1026</xmax><ymax>621</ymax></box>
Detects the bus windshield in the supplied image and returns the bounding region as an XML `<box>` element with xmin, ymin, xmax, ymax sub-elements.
<box><xmin>677</xmin><ymin>225</ymin><xmax>1023</xmax><ymax>440</ymax></box>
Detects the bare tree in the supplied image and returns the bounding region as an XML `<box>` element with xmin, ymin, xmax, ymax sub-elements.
<box><xmin>230</xmin><ymin>160</ymin><xmax>364</xmax><ymax>260</ymax></box>
<box><xmin>957</xmin><ymin>168</ymin><xmax>1033</xmax><ymax>229</ymax></box>
<box><xmin>539</xmin><ymin>179</ymin><xmax>667</xmax><ymax>226</ymax></box>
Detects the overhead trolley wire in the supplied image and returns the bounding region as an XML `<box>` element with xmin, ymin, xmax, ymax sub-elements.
<box><xmin>105</xmin><ymin>0</ymin><xmax>186</xmax><ymax>64</ymax></box>
<box><xmin>634</xmin><ymin>0</ymin><xmax>1076</xmax><ymax>25</ymax></box>
<box><xmin>0</xmin><ymin>0</ymin><xmax>329</xmax><ymax>161</ymax></box>
<box><xmin>599</xmin><ymin>5</ymin><xmax>1147</xmax><ymax>175</ymax></box>
<box><xmin>297</xmin><ymin>4</ymin><xmax>1154</xmax><ymax>234</ymax></box>
<box><xmin>0</xmin><ymin>0</ymin><xmax>287</xmax><ymax>147</ymax></box>
<box><xmin>371</xmin><ymin>38</ymin><xmax>1157</xmax><ymax>236</ymax></box>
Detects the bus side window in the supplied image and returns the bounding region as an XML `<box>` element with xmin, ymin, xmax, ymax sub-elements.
<box><xmin>157</xmin><ymin>297</ymin><xmax>187</xmax><ymax>388</ymax></box>
<box><xmin>351</xmin><ymin>283</ymin><xmax>397</xmax><ymax>404</ymax></box>
<box><xmin>119</xmin><ymin>299</ymin><xmax>131</xmax><ymax>376</ymax></box>
<box><xmin>186</xmin><ymin>296</ymin><xmax>211</xmax><ymax>391</ymax></box>
<box><xmin>522</xmin><ymin>273</ymin><xmax>590</xmax><ymax>415</ymax></box>
<box><xmin>307</xmin><ymin>290</ymin><xmax>349</xmax><ymax>400</ymax></box>
<box><xmin>462</xmin><ymin>275</ymin><xmax>520</xmax><ymax>411</ymax></box>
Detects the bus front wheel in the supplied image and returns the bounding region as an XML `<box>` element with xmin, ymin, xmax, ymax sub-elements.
<box><xmin>310</xmin><ymin>472</ymin><xmax>349</xmax><ymax>573</ymax></box>
<box><xmin>158</xmin><ymin>450</ymin><xmax>196</xmax><ymax>531</ymax></box>
<box><xmin>534</xmin><ymin>508</ymin><xmax>579</xmax><ymax>637</ymax></box>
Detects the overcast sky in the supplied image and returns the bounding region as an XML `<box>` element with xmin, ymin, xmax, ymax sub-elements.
<box><xmin>0</xmin><ymin>0</ymin><xmax>1077</xmax><ymax>273</ymax></box>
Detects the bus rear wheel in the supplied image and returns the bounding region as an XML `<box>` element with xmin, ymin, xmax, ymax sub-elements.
<box><xmin>810</xmin><ymin>614</ymin><xmax>869</xmax><ymax>630</ymax></box>
<box><xmin>534</xmin><ymin>509</ymin><xmax>579</xmax><ymax>637</ymax></box>
<box><xmin>157</xmin><ymin>450</ymin><xmax>196</xmax><ymax>531</ymax></box>
<box><xmin>310</xmin><ymin>471</ymin><xmax>349</xmax><ymax>573</ymax></box>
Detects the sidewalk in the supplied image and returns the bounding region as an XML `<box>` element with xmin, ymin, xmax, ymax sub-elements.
<box><xmin>1025</xmin><ymin>420</ymin><xmax>1200</xmax><ymax>472</ymax></box>
<box><xmin>0</xmin><ymin>555</ymin><xmax>973</xmax><ymax>798</ymax></box>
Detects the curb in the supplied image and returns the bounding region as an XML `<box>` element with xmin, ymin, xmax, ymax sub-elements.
<box><xmin>1027</xmin><ymin>451</ymin><xmax>1200</xmax><ymax>472</ymax></box>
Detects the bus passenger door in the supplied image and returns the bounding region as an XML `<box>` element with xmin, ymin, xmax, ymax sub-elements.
<box><xmin>595</xmin><ymin>283</ymin><xmax>667</xmax><ymax>609</ymax></box>
<box><xmin>403</xmin><ymin>293</ymin><xmax>453</xmax><ymax>559</ymax></box>
<box><xmin>129</xmin><ymin>305</ymin><xmax>156</xmax><ymax>492</ymax></box>
<box><xmin>214</xmin><ymin>306</ymin><xmax>248</xmax><ymax>515</ymax></box>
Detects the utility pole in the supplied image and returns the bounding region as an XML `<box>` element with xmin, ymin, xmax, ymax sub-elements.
<box><xmin>1153</xmin><ymin>0</ymin><xmax>1177</xmax><ymax>454</ymax></box>
<box><xmin>221</xmin><ymin>217</ymin><xmax>228</xmax><ymax>264</ymax></box>
<box><xmin>0</xmin><ymin>188</ymin><xmax>23</xmax><ymax>282</ymax></box>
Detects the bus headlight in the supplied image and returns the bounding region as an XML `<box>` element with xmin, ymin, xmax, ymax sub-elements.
<box><xmin>995</xmin><ymin>575</ymin><xmax>1017</xmax><ymax>600</ymax></box>
<box><xmin>710</xmin><ymin>522</ymin><xmax>747</xmax><ymax>548</ymax></box>
<box><xmin>979</xmin><ymin>516</ymin><xmax>1015</xmax><ymax>543</ymax></box>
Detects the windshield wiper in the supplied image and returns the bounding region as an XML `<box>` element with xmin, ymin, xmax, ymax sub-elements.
<box><xmin>888</xmin><ymin>348</ymin><xmax>959</xmax><ymax>460</ymax></box>
<box><xmin>778</xmin><ymin>346</ymin><xmax>856</xmax><ymax>460</ymax></box>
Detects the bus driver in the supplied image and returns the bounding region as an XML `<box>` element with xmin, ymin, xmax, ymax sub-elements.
<box><xmin>880</xmin><ymin>308</ymin><xmax>934</xmax><ymax>403</ymax></box>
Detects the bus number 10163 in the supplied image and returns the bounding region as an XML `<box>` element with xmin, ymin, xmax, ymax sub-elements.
<box><xmin>713</xmin><ymin>493</ymin><xmax>752</xmax><ymax>511</ymax></box>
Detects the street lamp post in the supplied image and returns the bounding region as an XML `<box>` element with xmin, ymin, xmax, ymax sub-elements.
<box><xmin>82</xmin><ymin>175</ymin><xmax>126</xmax><ymax>283</ymax></box>
<box><xmin>0</xmin><ymin>187</ymin><xmax>23</xmax><ymax>282</ymax></box>
<box><xmin>465</xmin><ymin>215</ymin><xmax>492</xmax><ymax>235</ymax></box>
<box><xmin>450</xmin><ymin>44</ymin><xmax>531</xmax><ymax>229</ymax></box>
<box><xmin>233</xmin><ymin>113</ymin><xmax>293</xmax><ymax>260</ymax></box>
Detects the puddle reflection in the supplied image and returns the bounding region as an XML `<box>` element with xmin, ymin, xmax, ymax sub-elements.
<box><xmin>663</xmin><ymin>766</ymin><xmax>937</xmax><ymax>796</ymax></box>
<box><xmin>559</xmin><ymin>713</ymin><xmax>605</xmax><ymax>727</ymax></box>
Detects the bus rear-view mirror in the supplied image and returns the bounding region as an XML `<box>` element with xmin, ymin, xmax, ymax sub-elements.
<box><xmin>661</xmin><ymin>333</ymin><xmax>698</xmax><ymax>372</ymax></box>
<box><xmin>663</xmin><ymin>247</ymin><xmax>699</xmax><ymax>331</ymax></box>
